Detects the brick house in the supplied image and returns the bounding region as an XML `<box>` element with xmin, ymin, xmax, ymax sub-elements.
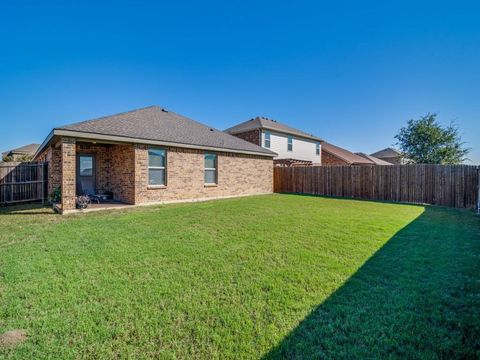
<box><xmin>34</xmin><ymin>106</ymin><xmax>276</xmax><ymax>213</ymax></box>
<box><xmin>224</xmin><ymin>117</ymin><xmax>323</xmax><ymax>166</ymax></box>
<box><xmin>321</xmin><ymin>142</ymin><xmax>374</xmax><ymax>166</ymax></box>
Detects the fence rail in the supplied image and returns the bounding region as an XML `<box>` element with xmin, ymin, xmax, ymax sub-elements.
<box><xmin>0</xmin><ymin>163</ymin><xmax>48</xmax><ymax>205</ymax></box>
<box><xmin>274</xmin><ymin>164</ymin><xmax>480</xmax><ymax>210</ymax></box>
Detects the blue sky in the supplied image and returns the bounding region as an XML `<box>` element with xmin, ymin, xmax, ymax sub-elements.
<box><xmin>1</xmin><ymin>0</ymin><xmax>479</xmax><ymax>163</ymax></box>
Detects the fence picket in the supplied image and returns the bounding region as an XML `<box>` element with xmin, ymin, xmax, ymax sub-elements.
<box><xmin>274</xmin><ymin>165</ymin><xmax>480</xmax><ymax>209</ymax></box>
<box><xmin>0</xmin><ymin>163</ymin><xmax>48</xmax><ymax>205</ymax></box>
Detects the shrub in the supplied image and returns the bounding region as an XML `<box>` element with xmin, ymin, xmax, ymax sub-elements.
<box><xmin>49</xmin><ymin>187</ymin><xmax>61</xmax><ymax>204</ymax></box>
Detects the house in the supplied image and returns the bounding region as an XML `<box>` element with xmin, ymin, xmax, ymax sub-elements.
<box><xmin>2</xmin><ymin>143</ymin><xmax>40</xmax><ymax>162</ymax></box>
<box><xmin>33</xmin><ymin>106</ymin><xmax>276</xmax><ymax>213</ymax></box>
<box><xmin>321</xmin><ymin>142</ymin><xmax>373</xmax><ymax>165</ymax></box>
<box><xmin>224</xmin><ymin>116</ymin><xmax>322</xmax><ymax>166</ymax></box>
<box><xmin>355</xmin><ymin>152</ymin><xmax>393</xmax><ymax>165</ymax></box>
<box><xmin>370</xmin><ymin>147</ymin><xmax>404</xmax><ymax>164</ymax></box>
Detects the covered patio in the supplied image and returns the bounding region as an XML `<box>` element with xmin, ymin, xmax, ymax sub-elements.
<box><xmin>39</xmin><ymin>136</ymin><xmax>137</xmax><ymax>213</ymax></box>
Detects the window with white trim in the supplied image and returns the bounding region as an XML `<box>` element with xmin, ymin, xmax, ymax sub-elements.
<box><xmin>264</xmin><ymin>131</ymin><xmax>271</xmax><ymax>148</ymax></box>
<box><xmin>287</xmin><ymin>136</ymin><xmax>293</xmax><ymax>152</ymax></box>
<box><xmin>148</xmin><ymin>148</ymin><xmax>166</xmax><ymax>186</ymax></box>
<box><xmin>316</xmin><ymin>142</ymin><xmax>320</xmax><ymax>155</ymax></box>
<box><xmin>204</xmin><ymin>153</ymin><xmax>217</xmax><ymax>184</ymax></box>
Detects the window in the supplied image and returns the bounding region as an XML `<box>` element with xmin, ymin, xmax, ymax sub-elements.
<box><xmin>264</xmin><ymin>131</ymin><xmax>271</xmax><ymax>148</ymax></box>
<box><xmin>79</xmin><ymin>155</ymin><xmax>93</xmax><ymax>176</ymax></box>
<box><xmin>316</xmin><ymin>142</ymin><xmax>320</xmax><ymax>155</ymax></box>
<box><xmin>148</xmin><ymin>148</ymin><xmax>166</xmax><ymax>186</ymax></box>
<box><xmin>287</xmin><ymin>136</ymin><xmax>293</xmax><ymax>152</ymax></box>
<box><xmin>204</xmin><ymin>153</ymin><xmax>217</xmax><ymax>184</ymax></box>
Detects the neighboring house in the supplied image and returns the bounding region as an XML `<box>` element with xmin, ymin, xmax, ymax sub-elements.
<box><xmin>224</xmin><ymin>116</ymin><xmax>322</xmax><ymax>166</ymax></box>
<box><xmin>321</xmin><ymin>142</ymin><xmax>373</xmax><ymax>166</ymax></box>
<box><xmin>2</xmin><ymin>143</ymin><xmax>40</xmax><ymax>162</ymax></box>
<box><xmin>370</xmin><ymin>147</ymin><xmax>405</xmax><ymax>164</ymax></box>
<box><xmin>355</xmin><ymin>152</ymin><xmax>393</xmax><ymax>165</ymax></box>
<box><xmin>33</xmin><ymin>106</ymin><xmax>276</xmax><ymax>213</ymax></box>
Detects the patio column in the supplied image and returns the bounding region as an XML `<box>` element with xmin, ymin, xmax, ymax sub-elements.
<box><xmin>61</xmin><ymin>137</ymin><xmax>76</xmax><ymax>212</ymax></box>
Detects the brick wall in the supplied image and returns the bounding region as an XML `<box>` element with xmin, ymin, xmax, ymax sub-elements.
<box><xmin>230</xmin><ymin>130</ymin><xmax>261</xmax><ymax>146</ymax></box>
<box><xmin>38</xmin><ymin>138</ymin><xmax>273</xmax><ymax>210</ymax></box>
<box><xmin>61</xmin><ymin>137</ymin><xmax>76</xmax><ymax>210</ymax></box>
<box><xmin>321</xmin><ymin>149</ymin><xmax>350</xmax><ymax>165</ymax></box>
<box><xmin>76</xmin><ymin>143</ymin><xmax>112</xmax><ymax>192</ymax></box>
<box><xmin>134</xmin><ymin>145</ymin><xmax>273</xmax><ymax>204</ymax></box>
<box><xmin>111</xmin><ymin>144</ymin><xmax>136</xmax><ymax>204</ymax></box>
<box><xmin>37</xmin><ymin>146</ymin><xmax>62</xmax><ymax>196</ymax></box>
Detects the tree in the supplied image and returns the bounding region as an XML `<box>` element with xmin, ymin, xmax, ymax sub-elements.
<box><xmin>395</xmin><ymin>113</ymin><xmax>469</xmax><ymax>164</ymax></box>
<box><xmin>1</xmin><ymin>154</ymin><xmax>33</xmax><ymax>163</ymax></box>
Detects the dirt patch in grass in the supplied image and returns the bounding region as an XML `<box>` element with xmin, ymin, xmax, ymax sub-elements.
<box><xmin>0</xmin><ymin>330</ymin><xmax>26</xmax><ymax>348</ymax></box>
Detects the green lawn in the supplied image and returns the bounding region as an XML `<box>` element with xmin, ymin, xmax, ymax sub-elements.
<box><xmin>0</xmin><ymin>194</ymin><xmax>479</xmax><ymax>359</ymax></box>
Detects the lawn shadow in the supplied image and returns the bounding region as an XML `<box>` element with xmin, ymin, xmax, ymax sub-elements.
<box><xmin>263</xmin><ymin>206</ymin><xmax>480</xmax><ymax>359</ymax></box>
<box><xmin>0</xmin><ymin>203</ymin><xmax>54</xmax><ymax>216</ymax></box>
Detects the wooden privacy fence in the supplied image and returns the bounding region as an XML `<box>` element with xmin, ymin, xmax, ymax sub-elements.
<box><xmin>0</xmin><ymin>163</ymin><xmax>48</xmax><ymax>205</ymax></box>
<box><xmin>274</xmin><ymin>165</ymin><xmax>480</xmax><ymax>210</ymax></box>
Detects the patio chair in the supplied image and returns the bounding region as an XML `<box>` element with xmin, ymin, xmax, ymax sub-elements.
<box><xmin>77</xmin><ymin>180</ymin><xmax>101</xmax><ymax>204</ymax></box>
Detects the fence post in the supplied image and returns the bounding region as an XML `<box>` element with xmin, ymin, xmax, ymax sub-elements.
<box><xmin>41</xmin><ymin>163</ymin><xmax>44</xmax><ymax>205</ymax></box>
<box><xmin>476</xmin><ymin>166</ymin><xmax>480</xmax><ymax>215</ymax></box>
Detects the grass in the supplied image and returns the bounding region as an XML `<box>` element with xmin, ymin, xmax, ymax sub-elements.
<box><xmin>0</xmin><ymin>194</ymin><xmax>479</xmax><ymax>359</ymax></box>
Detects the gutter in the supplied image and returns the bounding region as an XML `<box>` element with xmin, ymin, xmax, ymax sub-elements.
<box><xmin>34</xmin><ymin>129</ymin><xmax>277</xmax><ymax>159</ymax></box>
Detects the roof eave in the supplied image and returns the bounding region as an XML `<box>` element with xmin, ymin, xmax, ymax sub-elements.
<box><xmin>33</xmin><ymin>129</ymin><xmax>55</xmax><ymax>159</ymax></box>
<box><xmin>38</xmin><ymin>129</ymin><xmax>277</xmax><ymax>158</ymax></box>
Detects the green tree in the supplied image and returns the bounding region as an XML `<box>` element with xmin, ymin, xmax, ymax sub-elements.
<box><xmin>1</xmin><ymin>154</ymin><xmax>33</xmax><ymax>163</ymax></box>
<box><xmin>395</xmin><ymin>113</ymin><xmax>469</xmax><ymax>164</ymax></box>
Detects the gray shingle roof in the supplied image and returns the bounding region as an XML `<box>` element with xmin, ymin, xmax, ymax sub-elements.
<box><xmin>370</xmin><ymin>147</ymin><xmax>401</xmax><ymax>158</ymax></box>
<box><xmin>224</xmin><ymin>117</ymin><xmax>323</xmax><ymax>142</ymax></box>
<box><xmin>2</xmin><ymin>143</ymin><xmax>40</xmax><ymax>157</ymax></box>
<box><xmin>55</xmin><ymin>106</ymin><xmax>275</xmax><ymax>156</ymax></box>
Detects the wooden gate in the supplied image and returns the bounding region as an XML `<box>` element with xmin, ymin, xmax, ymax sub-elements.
<box><xmin>0</xmin><ymin>163</ymin><xmax>48</xmax><ymax>205</ymax></box>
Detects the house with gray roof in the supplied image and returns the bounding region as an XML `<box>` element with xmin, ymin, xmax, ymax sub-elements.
<box><xmin>225</xmin><ymin>116</ymin><xmax>323</xmax><ymax>166</ymax></box>
<box><xmin>370</xmin><ymin>147</ymin><xmax>405</xmax><ymax>164</ymax></box>
<box><xmin>34</xmin><ymin>106</ymin><xmax>276</xmax><ymax>213</ymax></box>
<box><xmin>2</xmin><ymin>143</ymin><xmax>40</xmax><ymax>162</ymax></box>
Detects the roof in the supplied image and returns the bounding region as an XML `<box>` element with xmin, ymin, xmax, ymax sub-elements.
<box><xmin>370</xmin><ymin>147</ymin><xmax>401</xmax><ymax>158</ymax></box>
<box><xmin>355</xmin><ymin>152</ymin><xmax>393</xmax><ymax>165</ymax></box>
<box><xmin>321</xmin><ymin>142</ymin><xmax>373</xmax><ymax>165</ymax></box>
<box><xmin>224</xmin><ymin>116</ymin><xmax>323</xmax><ymax>142</ymax></box>
<box><xmin>2</xmin><ymin>143</ymin><xmax>40</xmax><ymax>157</ymax></box>
<box><xmin>36</xmin><ymin>106</ymin><xmax>276</xmax><ymax>157</ymax></box>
